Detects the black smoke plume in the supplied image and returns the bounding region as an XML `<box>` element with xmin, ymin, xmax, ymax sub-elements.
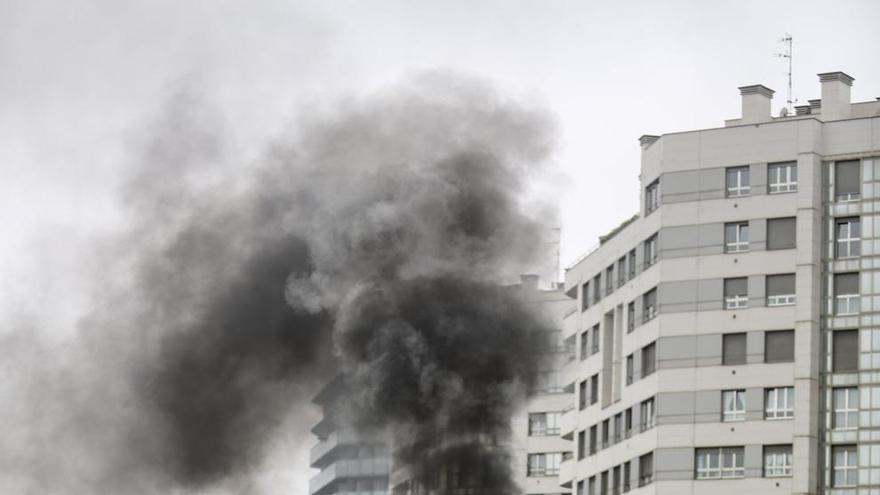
<box><xmin>0</xmin><ymin>72</ymin><xmax>557</xmax><ymax>494</ymax></box>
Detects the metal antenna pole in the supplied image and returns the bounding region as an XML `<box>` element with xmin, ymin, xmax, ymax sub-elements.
<box><xmin>774</xmin><ymin>34</ymin><xmax>794</xmax><ymax>114</ymax></box>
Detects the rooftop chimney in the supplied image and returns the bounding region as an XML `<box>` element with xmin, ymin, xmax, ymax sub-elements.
<box><xmin>808</xmin><ymin>99</ymin><xmax>822</xmax><ymax>112</ymax></box>
<box><xmin>738</xmin><ymin>85</ymin><xmax>775</xmax><ymax>124</ymax></box>
<box><xmin>638</xmin><ymin>135</ymin><xmax>659</xmax><ymax>149</ymax></box>
<box><xmin>818</xmin><ymin>71</ymin><xmax>854</xmax><ymax>120</ymax></box>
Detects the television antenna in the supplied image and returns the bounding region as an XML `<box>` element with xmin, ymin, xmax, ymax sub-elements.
<box><xmin>774</xmin><ymin>34</ymin><xmax>795</xmax><ymax>115</ymax></box>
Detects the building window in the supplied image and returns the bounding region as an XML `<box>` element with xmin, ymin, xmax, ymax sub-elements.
<box><xmin>765</xmin><ymin>387</ymin><xmax>794</xmax><ymax>419</ymax></box>
<box><xmin>527</xmin><ymin>452</ymin><xmax>562</xmax><ymax>477</ymax></box>
<box><xmin>836</xmin><ymin>217</ymin><xmax>861</xmax><ymax>258</ymax></box>
<box><xmin>613</xmin><ymin>413</ymin><xmax>623</xmax><ymax>443</ymax></box>
<box><xmin>643</xmin><ymin>288</ymin><xmax>658</xmax><ymax>322</ymax></box>
<box><xmin>695</xmin><ymin>447</ymin><xmax>745</xmax><ymax>479</ymax></box>
<box><xmin>532</xmin><ymin>371</ymin><xmax>563</xmax><ymax>394</ymax></box>
<box><xmin>724</xmin><ymin>277</ymin><xmax>748</xmax><ymax>309</ymax></box>
<box><xmin>623</xmin><ymin>461</ymin><xmax>631</xmax><ymax>492</ymax></box>
<box><xmin>612</xmin><ymin>465</ymin><xmax>621</xmax><ymax>495</ymax></box>
<box><xmin>641</xmin><ymin>342</ymin><xmax>656</xmax><ymax>377</ymax></box>
<box><xmin>764</xmin><ymin>330</ymin><xmax>795</xmax><ymax>363</ymax></box>
<box><xmin>606</xmin><ymin>265</ymin><xmax>615</xmax><ymax>295</ymax></box>
<box><xmin>591</xmin><ymin>324</ymin><xmax>600</xmax><ymax>354</ymax></box>
<box><xmin>580</xmin><ymin>330</ymin><xmax>589</xmax><ymax>361</ymax></box>
<box><xmin>638</xmin><ymin>452</ymin><xmax>654</xmax><ymax>486</ymax></box>
<box><xmin>764</xmin><ymin>445</ymin><xmax>793</xmax><ymax>477</ymax></box>
<box><xmin>626</xmin><ymin>354</ymin><xmax>634</xmax><ymax>385</ymax></box>
<box><xmin>601</xmin><ymin>419</ymin><xmax>610</xmax><ymax>449</ymax></box>
<box><xmin>589</xmin><ymin>425</ymin><xmax>597</xmax><ymax>455</ymax></box>
<box><xmin>617</xmin><ymin>257</ymin><xmax>627</xmax><ymax>287</ymax></box>
<box><xmin>726</xmin><ymin>166</ymin><xmax>750</xmax><ymax>197</ymax></box>
<box><xmin>590</xmin><ymin>374</ymin><xmax>599</xmax><ymax>405</ymax></box>
<box><xmin>581</xmin><ymin>281</ymin><xmax>589</xmax><ymax>311</ymax></box>
<box><xmin>640</xmin><ymin>397</ymin><xmax>655</xmax><ymax>431</ymax></box>
<box><xmin>768</xmin><ymin>162</ymin><xmax>797</xmax><ymax>193</ymax></box>
<box><xmin>767</xmin><ymin>217</ymin><xmax>796</xmax><ymax>250</ymax></box>
<box><xmin>600</xmin><ymin>471</ymin><xmax>608</xmax><ymax>495</ymax></box>
<box><xmin>588</xmin><ymin>476</ymin><xmax>596</xmax><ymax>495</ymax></box>
<box><xmin>832</xmin><ymin>445</ymin><xmax>857</xmax><ymax>487</ymax></box>
<box><xmin>835</xmin><ymin>272</ymin><xmax>860</xmax><ymax>315</ymax></box>
<box><xmin>646</xmin><ymin>179</ymin><xmax>660</xmax><ymax>214</ymax></box>
<box><xmin>627</xmin><ymin>301</ymin><xmax>636</xmax><ymax>333</ymax></box>
<box><xmin>766</xmin><ymin>274</ymin><xmax>796</xmax><ymax>306</ymax></box>
<box><xmin>592</xmin><ymin>275</ymin><xmax>601</xmax><ymax>303</ymax></box>
<box><xmin>627</xmin><ymin>249</ymin><xmax>636</xmax><ymax>279</ymax></box>
<box><xmin>577</xmin><ymin>480</ymin><xmax>584</xmax><ymax>495</ymax></box>
<box><xmin>833</xmin><ymin>387</ymin><xmax>859</xmax><ymax>429</ymax></box>
<box><xmin>724</xmin><ymin>221</ymin><xmax>749</xmax><ymax>253</ymax></box>
<box><xmin>529</xmin><ymin>412</ymin><xmax>561</xmax><ymax>436</ymax></box>
<box><xmin>644</xmin><ymin>234</ymin><xmax>658</xmax><ymax>268</ymax></box>
<box><xmin>625</xmin><ymin>408</ymin><xmax>633</xmax><ymax>438</ymax></box>
<box><xmin>578</xmin><ymin>430</ymin><xmax>586</xmax><ymax>459</ymax></box>
<box><xmin>579</xmin><ymin>380</ymin><xmax>588</xmax><ymax>410</ymax></box>
<box><xmin>722</xmin><ymin>333</ymin><xmax>747</xmax><ymax>365</ymax></box>
<box><xmin>836</xmin><ymin>160</ymin><xmax>861</xmax><ymax>202</ymax></box>
<box><xmin>833</xmin><ymin>330</ymin><xmax>859</xmax><ymax>372</ymax></box>
<box><xmin>722</xmin><ymin>389</ymin><xmax>746</xmax><ymax>422</ymax></box>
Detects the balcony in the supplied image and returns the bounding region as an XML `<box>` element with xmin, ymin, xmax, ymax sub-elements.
<box><xmin>308</xmin><ymin>458</ymin><xmax>390</xmax><ymax>494</ymax></box>
<box><xmin>559</xmin><ymin>405</ymin><xmax>576</xmax><ymax>440</ymax></box>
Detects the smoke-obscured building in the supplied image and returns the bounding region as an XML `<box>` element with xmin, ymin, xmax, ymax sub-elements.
<box><xmin>385</xmin><ymin>275</ymin><xmax>576</xmax><ymax>495</ymax></box>
<box><xmin>511</xmin><ymin>274</ymin><xmax>577</xmax><ymax>495</ymax></box>
<box><xmin>560</xmin><ymin>71</ymin><xmax>880</xmax><ymax>494</ymax></box>
<box><xmin>309</xmin><ymin>377</ymin><xmax>391</xmax><ymax>495</ymax></box>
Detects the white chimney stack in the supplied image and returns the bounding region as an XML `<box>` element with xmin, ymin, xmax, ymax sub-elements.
<box><xmin>818</xmin><ymin>71</ymin><xmax>854</xmax><ymax>120</ymax></box>
<box><xmin>738</xmin><ymin>84</ymin><xmax>775</xmax><ymax>124</ymax></box>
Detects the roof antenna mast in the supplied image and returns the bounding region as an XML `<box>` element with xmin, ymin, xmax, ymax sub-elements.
<box><xmin>774</xmin><ymin>34</ymin><xmax>794</xmax><ymax>115</ymax></box>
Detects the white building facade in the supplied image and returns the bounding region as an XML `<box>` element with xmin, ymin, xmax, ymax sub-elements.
<box><xmin>558</xmin><ymin>71</ymin><xmax>880</xmax><ymax>495</ymax></box>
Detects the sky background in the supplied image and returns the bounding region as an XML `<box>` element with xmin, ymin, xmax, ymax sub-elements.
<box><xmin>2</xmin><ymin>0</ymin><xmax>880</xmax><ymax>491</ymax></box>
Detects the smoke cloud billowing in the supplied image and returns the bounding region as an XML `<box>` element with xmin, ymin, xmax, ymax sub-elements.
<box><xmin>0</xmin><ymin>72</ymin><xmax>558</xmax><ymax>494</ymax></box>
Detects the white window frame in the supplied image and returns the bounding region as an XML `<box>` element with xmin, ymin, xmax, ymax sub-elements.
<box><xmin>832</xmin><ymin>446</ymin><xmax>857</xmax><ymax>487</ymax></box>
<box><xmin>836</xmin><ymin>294</ymin><xmax>860</xmax><ymax>315</ymax></box>
<box><xmin>727</xmin><ymin>167</ymin><xmax>750</xmax><ymax>197</ymax></box>
<box><xmin>767</xmin><ymin>294</ymin><xmax>796</xmax><ymax>306</ymax></box>
<box><xmin>644</xmin><ymin>236</ymin><xmax>658</xmax><ymax>267</ymax></box>
<box><xmin>696</xmin><ymin>447</ymin><xmax>745</xmax><ymax>479</ymax></box>
<box><xmin>640</xmin><ymin>398</ymin><xmax>655</xmax><ymax>431</ymax></box>
<box><xmin>764</xmin><ymin>446</ymin><xmax>793</xmax><ymax>477</ymax></box>
<box><xmin>725</xmin><ymin>222</ymin><xmax>749</xmax><ymax>253</ymax></box>
<box><xmin>725</xmin><ymin>294</ymin><xmax>748</xmax><ymax>310</ymax></box>
<box><xmin>722</xmin><ymin>389</ymin><xmax>746</xmax><ymax>422</ymax></box>
<box><xmin>765</xmin><ymin>387</ymin><xmax>794</xmax><ymax>419</ymax></box>
<box><xmin>836</xmin><ymin>219</ymin><xmax>861</xmax><ymax>259</ymax></box>
<box><xmin>527</xmin><ymin>452</ymin><xmax>562</xmax><ymax>477</ymax></box>
<box><xmin>645</xmin><ymin>180</ymin><xmax>660</xmax><ymax>214</ymax></box>
<box><xmin>833</xmin><ymin>387</ymin><xmax>859</xmax><ymax>430</ymax></box>
<box><xmin>768</xmin><ymin>163</ymin><xmax>797</xmax><ymax>194</ymax></box>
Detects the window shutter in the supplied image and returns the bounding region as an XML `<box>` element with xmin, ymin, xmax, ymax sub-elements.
<box><xmin>724</xmin><ymin>277</ymin><xmax>748</xmax><ymax>297</ymax></box>
<box><xmin>833</xmin><ymin>330</ymin><xmax>858</xmax><ymax>372</ymax></box>
<box><xmin>765</xmin><ymin>330</ymin><xmax>795</xmax><ymax>363</ymax></box>
<box><xmin>767</xmin><ymin>274</ymin><xmax>796</xmax><ymax>296</ymax></box>
<box><xmin>835</xmin><ymin>273</ymin><xmax>859</xmax><ymax>295</ymax></box>
<box><xmin>723</xmin><ymin>333</ymin><xmax>747</xmax><ymax>365</ymax></box>
<box><xmin>836</xmin><ymin>160</ymin><xmax>860</xmax><ymax>195</ymax></box>
<box><xmin>767</xmin><ymin>217</ymin><xmax>797</xmax><ymax>249</ymax></box>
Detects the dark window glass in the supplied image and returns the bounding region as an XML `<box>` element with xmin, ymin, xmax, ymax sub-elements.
<box><xmin>833</xmin><ymin>330</ymin><xmax>859</xmax><ymax>372</ymax></box>
<box><xmin>765</xmin><ymin>330</ymin><xmax>795</xmax><ymax>363</ymax></box>
<box><xmin>767</xmin><ymin>217</ymin><xmax>797</xmax><ymax>250</ymax></box>
<box><xmin>723</xmin><ymin>333</ymin><xmax>747</xmax><ymax>365</ymax></box>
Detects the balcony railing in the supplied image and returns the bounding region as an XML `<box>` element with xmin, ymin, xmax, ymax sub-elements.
<box><xmin>725</xmin><ymin>295</ymin><xmax>748</xmax><ymax>309</ymax></box>
<box><xmin>767</xmin><ymin>294</ymin><xmax>796</xmax><ymax>306</ymax></box>
<box><xmin>836</xmin><ymin>294</ymin><xmax>860</xmax><ymax>315</ymax></box>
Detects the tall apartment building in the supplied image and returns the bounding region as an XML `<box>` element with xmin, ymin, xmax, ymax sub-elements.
<box><xmin>513</xmin><ymin>275</ymin><xmax>577</xmax><ymax>495</ymax></box>
<box><xmin>384</xmin><ymin>275</ymin><xmax>576</xmax><ymax>495</ymax></box>
<box><xmin>309</xmin><ymin>377</ymin><xmax>391</xmax><ymax>495</ymax></box>
<box><xmin>559</xmin><ymin>72</ymin><xmax>880</xmax><ymax>495</ymax></box>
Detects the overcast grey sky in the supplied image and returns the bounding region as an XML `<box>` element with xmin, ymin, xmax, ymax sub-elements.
<box><xmin>2</xmin><ymin>0</ymin><xmax>879</xmax><ymax>491</ymax></box>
